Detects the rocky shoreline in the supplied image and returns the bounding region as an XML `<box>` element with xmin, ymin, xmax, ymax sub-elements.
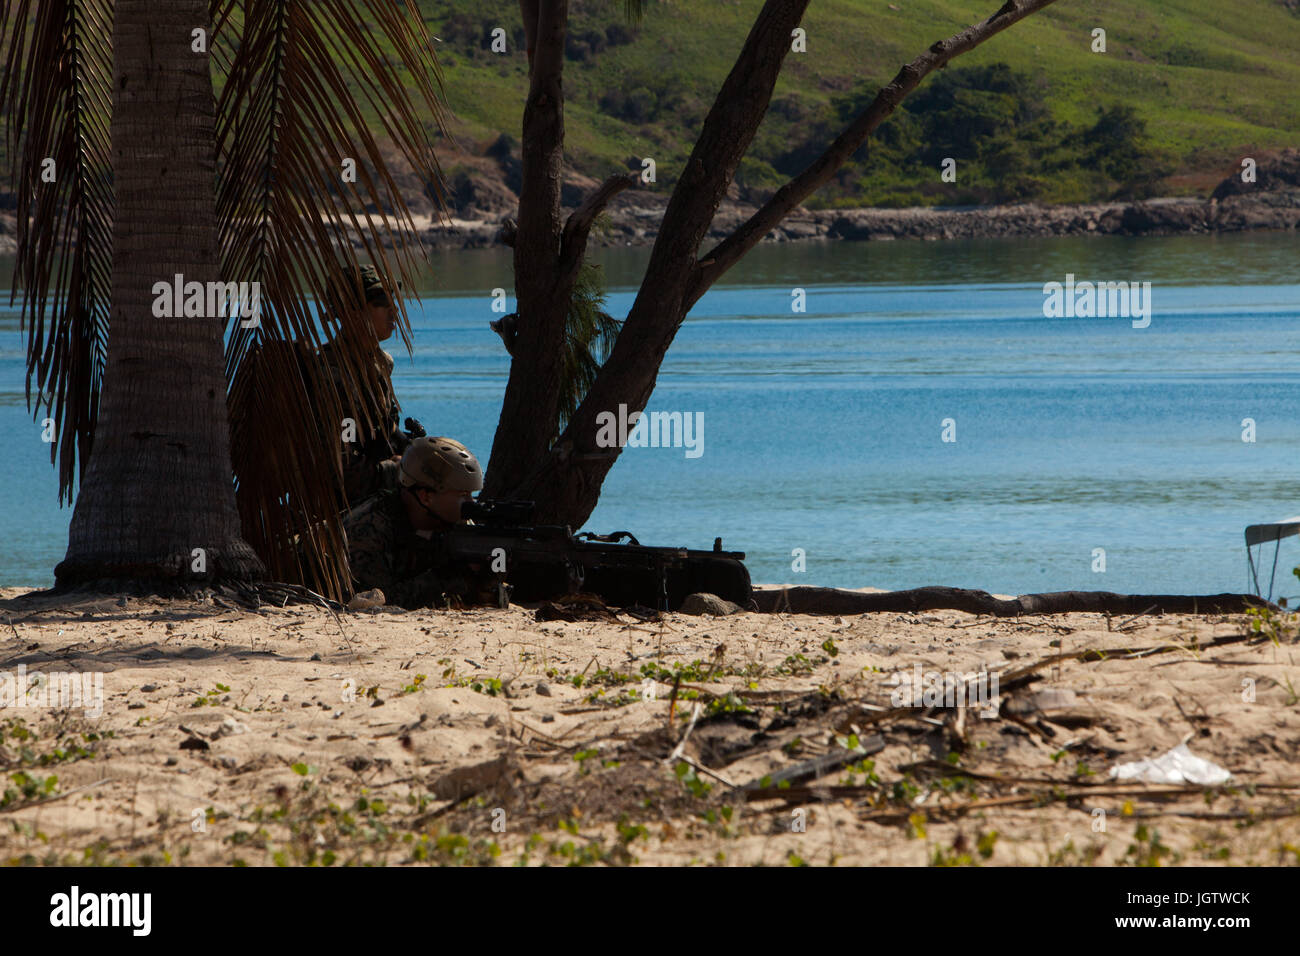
<box><xmin>3</xmin><ymin>150</ymin><xmax>1297</xmax><ymax>256</ymax></box>
<box><xmin>415</xmin><ymin>188</ymin><xmax>1300</xmax><ymax>251</ymax></box>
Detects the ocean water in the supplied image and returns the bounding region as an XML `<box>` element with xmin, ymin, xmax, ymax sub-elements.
<box><xmin>3</xmin><ymin>232</ymin><xmax>1298</xmax><ymax>598</ymax></box>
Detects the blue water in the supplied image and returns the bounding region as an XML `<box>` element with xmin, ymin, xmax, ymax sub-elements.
<box><xmin>3</xmin><ymin>232</ymin><xmax>1298</xmax><ymax>597</ymax></box>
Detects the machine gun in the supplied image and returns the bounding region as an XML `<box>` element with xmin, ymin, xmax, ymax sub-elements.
<box><xmin>402</xmin><ymin>417</ymin><xmax>426</xmax><ymax>441</ymax></box>
<box><xmin>432</xmin><ymin>499</ymin><xmax>751</xmax><ymax>611</ymax></box>
<box><xmin>359</xmin><ymin>416</ymin><xmax>427</xmax><ymax>467</ymax></box>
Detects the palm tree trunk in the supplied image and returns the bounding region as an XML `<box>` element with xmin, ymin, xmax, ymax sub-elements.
<box><xmin>57</xmin><ymin>0</ymin><xmax>263</xmax><ymax>586</ymax></box>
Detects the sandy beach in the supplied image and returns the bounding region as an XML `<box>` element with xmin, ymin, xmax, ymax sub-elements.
<box><xmin>2</xmin><ymin>586</ymin><xmax>1297</xmax><ymax>866</ymax></box>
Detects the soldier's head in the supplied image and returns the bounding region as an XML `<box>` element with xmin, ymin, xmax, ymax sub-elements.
<box><xmin>327</xmin><ymin>263</ymin><xmax>398</xmax><ymax>342</ymax></box>
<box><xmin>399</xmin><ymin>436</ymin><xmax>483</xmax><ymax>527</ymax></box>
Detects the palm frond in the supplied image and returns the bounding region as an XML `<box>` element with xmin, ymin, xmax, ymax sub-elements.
<box><xmin>558</xmin><ymin>261</ymin><xmax>620</xmax><ymax>435</ymax></box>
<box><xmin>211</xmin><ymin>0</ymin><xmax>448</xmax><ymax>598</ymax></box>
<box><xmin>0</xmin><ymin>0</ymin><xmax>114</xmax><ymax>504</ymax></box>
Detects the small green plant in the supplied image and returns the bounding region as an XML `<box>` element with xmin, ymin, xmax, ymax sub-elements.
<box><xmin>0</xmin><ymin>717</ymin><xmax>109</xmax><ymax>768</ymax></box>
<box><xmin>674</xmin><ymin>761</ymin><xmax>712</xmax><ymax>799</ymax></box>
<box><xmin>839</xmin><ymin>757</ymin><xmax>880</xmax><ymax>788</ymax></box>
<box><xmin>192</xmin><ymin>683</ymin><xmax>232</xmax><ymax>708</ymax></box>
<box><xmin>616</xmin><ymin>816</ymin><xmax>649</xmax><ymax>846</ymax></box>
<box><xmin>892</xmin><ymin>776</ymin><xmax>921</xmax><ymax>804</ymax></box>
<box><xmin>774</xmin><ymin>654</ymin><xmax>817</xmax><ymax>677</ymax></box>
<box><xmin>1282</xmin><ymin>675</ymin><xmax>1300</xmax><ymax>707</ymax></box>
<box><xmin>907</xmin><ymin>811</ymin><xmax>927</xmax><ymax>840</ymax></box>
<box><xmin>698</xmin><ymin>805</ymin><xmax>733</xmax><ymax>834</ymax></box>
<box><xmin>930</xmin><ymin>838</ymin><xmax>974</xmax><ymax>866</ymax></box>
<box><xmin>1246</xmin><ymin>604</ymin><xmax>1294</xmax><ymax>646</ymax></box>
<box><xmin>0</xmin><ymin>771</ymin><xmax>58</xmax><ymax>810</ymax></box>
<box><xmin>704</xmin><ymin>692</ymin><xmax>753</xmax><ymax>717</ymax></box>
<box><xmin>640</xmin><ymin>660</ymin><xmax>716</xmax><ymax>684</ymax></box>
<box><xmin>585</xmin><ymin>687</ymin><xmax>641</xmax><ymax>707</ymax></box>
<box><xmin>1045</xmin><ymin>838</ymin><xmax>1104</xmax><ymax>866</ymax></box>
<box><xmin>1124</xmin><ymin>824</ymin><xmax>1176</xmax><ymax>867</ymax></box>
<box><xmin>399</xmin><ymin>674</ymin><xmax>427</xmax><ymax>696</ymax></box>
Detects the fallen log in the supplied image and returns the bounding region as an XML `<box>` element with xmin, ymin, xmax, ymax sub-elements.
<box><xmin>751</xmin><ymin>586</ymin><xmax>1271</xmax><ymax>617</ymax></box>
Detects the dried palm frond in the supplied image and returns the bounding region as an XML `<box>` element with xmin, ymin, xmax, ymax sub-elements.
<box><xmin>210</xmin><ymin>0</ymin><xmax>447</xmax><ymax>598</ymax></box>
<box><xmin>0</xmin><ymin>0</ymin><xmax>114</xmax><ymax>504</ymax></box>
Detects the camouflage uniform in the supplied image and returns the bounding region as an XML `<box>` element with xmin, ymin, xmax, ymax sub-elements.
<box><xmin>321</xmin><ymin>340</ymin><xmax>404</xmax><ymax>506</ymax></box>
<box><xmin>342</xmin><ymin>488</ymin><xmax>472</xmax><ymax>609</ymax></box>
<box><xmin>320</xmin><ymin>263</ymin><xmax>407</xmax><ymax>508</ymax></box>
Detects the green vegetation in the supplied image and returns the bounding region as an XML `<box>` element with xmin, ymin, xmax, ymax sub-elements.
<box><xmin>0</xmin><ymin>716</ymin><xmax>110</xmax><ymax>815</ymax></box>
<box><xmin>6</xmin><ymin>2</ymin><xmax>1295</xmax><ymax>207</ymax></box>
<box><xmin>412</xmin><ymin>0</ymin><xmax>1300</xmax><ymax>205</ymax></box>
<box><xmin>792</xmin><ymin>65</ymin><xmax>1171</xmax><ymax>204</ymax></box>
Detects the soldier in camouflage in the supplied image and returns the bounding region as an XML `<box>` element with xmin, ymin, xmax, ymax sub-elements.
<box><xmin>321</xmin><ymin>263</ymin><xmax>408</xmax><ymax>508</ymax></box>
<box><xmin>343</xmin><ymin>436</ymin><xmax>488</xmax><ymax>609</ymax></box>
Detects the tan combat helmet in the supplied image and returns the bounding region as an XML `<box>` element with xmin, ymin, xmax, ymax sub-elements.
<box><xmin>399</xmin><ymin>436</ymin><xmax>483</xmax><ymax>493</ymax></box>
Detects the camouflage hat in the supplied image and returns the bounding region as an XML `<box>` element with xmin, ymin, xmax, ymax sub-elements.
<box><xmin>356</xmin><ymin>264</ymin><xmax>394</xmax><ymax>306</ymax></box>
<box><xmin>400</xmin><ymin>436</ymin><xmax>484</xmax><ymax>494</ymax></box>
<box><xmin>328</xmin><ymin>263</ymin><xmax>398</xmax><ymax>316</ymax></box>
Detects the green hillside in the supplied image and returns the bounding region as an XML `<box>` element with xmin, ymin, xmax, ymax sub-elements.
<box><xmin>3</xmin><ymin>2</ymin><xmax>1298</xmax><ymax>208</ymax></box>
<box><xmin>416</xmin><ymin>0</ymin><xmax>1300</xmax><ymax>205</ymax></box>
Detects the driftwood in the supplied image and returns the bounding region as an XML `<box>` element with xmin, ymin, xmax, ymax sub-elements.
<box><xmin>751</xmin><ymin>586</ymin><xmax>1270</xmax><ymax>617</ymax></box>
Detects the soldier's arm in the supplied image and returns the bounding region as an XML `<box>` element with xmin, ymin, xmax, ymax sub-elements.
<box><xmin>384</xmin><ymin>568</ymin><xmax>469</xmax><ymax>610</ymax></box>
<box><xmin>348</xmin><ymin>527</ymin><xmax>467</xmax><ymax>610</ymax></box>
<box><xmin>346</xmin><ymin>524</ymin><xmax>400</xmax><ymax>599</ymax></box>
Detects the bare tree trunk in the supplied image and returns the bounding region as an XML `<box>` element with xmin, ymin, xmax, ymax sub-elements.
<box><xmin>482</xmin><ymin>0</ymin><xmax>571</xmax><ymax>497</ymax></box>
<box><xmin>492</xmin><ymin>0</ymin><xmax>1059</xmax><ymax>528</ymax></box>
<box><xmin>498</xmin><ymin>0</ymin><xmax>810</xmax><ymax>514</ymax></box>
<box><xmin>57</xmin><ymin>0</ymin><xmax>263</xmax><ymax>587</ymax></box>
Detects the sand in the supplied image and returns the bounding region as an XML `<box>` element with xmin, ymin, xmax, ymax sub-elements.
<box><xmin>1</xmin><ymin>586</ymin><xmax>1298</xmax><ymax>867</ymax></box>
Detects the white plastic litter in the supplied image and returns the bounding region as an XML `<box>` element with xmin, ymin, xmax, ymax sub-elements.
<box><xmin>1109</xmin><ymin>743</ymin><xmax>1231</xmax><ymax>786</ymax></box>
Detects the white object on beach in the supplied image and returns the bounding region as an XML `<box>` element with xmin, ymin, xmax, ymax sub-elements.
<box><xmin>1109</xmin><ymin>743</ymin><xmax>1231</xmax><ymax>786</ymax></box>
<box><xmin>1244</xmin><ymin>514</ymin><xmax>1300</xmax><ymax>601</ymax></box>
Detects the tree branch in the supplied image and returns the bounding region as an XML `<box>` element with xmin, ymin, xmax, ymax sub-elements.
<box><xmin>687</xmin><ymin>0</ymin><xmax>1061</xmax><ymax>308</ymax></box>
<box><xmin>638</xmin><ymin>0</ymin><xmax>809</xmax><ymax>291</ymax></box>
<box><xmin>513</xmin><ymin>0</ymin><xmax>567</xmax><ymax>315</ymax></box>
<box><xmin>546</xmin><ymin>0</ymin><xmax>808</xmax><ymax>420</ymax></box>
<box><xmin>519</xmin><ymin>0</ymin><xmax>539</xmax><ymax>71</ymax></box>
<box><xmin>558</xmin><ymin>171</ymin><xmax>639</xmax><ymax>281</ymax></box>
